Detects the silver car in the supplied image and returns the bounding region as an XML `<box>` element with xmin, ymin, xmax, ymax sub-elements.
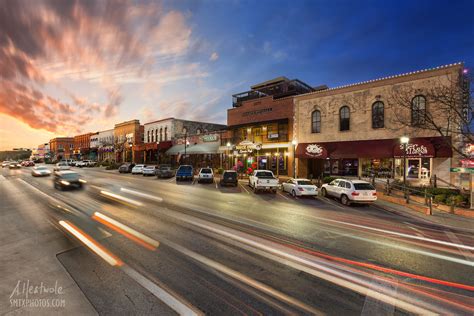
<box><xmin>142</xmin><ymin>165</ymin><xmax>158</xmax><ymax>176</ymax></box>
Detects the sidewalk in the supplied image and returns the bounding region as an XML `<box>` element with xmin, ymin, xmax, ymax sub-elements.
<box><xmin>0</xmin><ymin>178</ymin><xmax>97</xmax><ymax>315</ymax></box>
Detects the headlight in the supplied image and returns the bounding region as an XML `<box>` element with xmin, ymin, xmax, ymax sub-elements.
<box><xmin>60</xmin><ymin>180</ymin><xmax>70</xmax><ymax>185</ymax></box>
<box><xmin>79</xmin><ymin>179</ymin><xmax>87</xmax><ymax>183</ymax></box>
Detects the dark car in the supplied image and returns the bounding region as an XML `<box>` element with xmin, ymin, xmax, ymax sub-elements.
<box><xmin>220</xmin><ymin>170</ymin><xmax>238</xmax><ymax>187</ymax></box>
<box><xmin>118</xmin><ymin>163</ymin><xmax>135</xmax><ymax>173</ymax></box>
<box><xmin>53</xmin><ymin>171</ymin><xmax>86</xmax><ymax>190</ymax></box>
<box><xmin>156</xmin><ymin>164</ymin><xmax>174</xmax><ymax>178</ymax></box>
<box><xmin>176</xmin><ymin>165</ymin><xmax>194</xmax><ymax>182</ymax></box>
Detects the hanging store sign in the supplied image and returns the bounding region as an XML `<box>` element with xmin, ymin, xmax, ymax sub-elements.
<box><xmin>295</xmin><ymin>143</ymin><xmax>328</xmax><ymax>159</ymax></box>
<box><xmin>393</xmin><ymin>140</ymin><xmax>435</xmax><ymax>158</ymax></box>
<box><xmin>202</xmin><ymin>134</ymin><xmax>218</xmax><ymax>142</ymax></box>
<box><xmin>235</xmin><ymin>140</ymin><xmax>262</xmax><ymax>153</ymax></box>
<box><xmin>450</xmin><ymin>167</ymin><xmax>474</xmax><ymax>173</ymax></box>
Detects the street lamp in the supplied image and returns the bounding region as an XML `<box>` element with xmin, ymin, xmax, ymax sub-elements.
<box><xmin>400</xmin><ymin>136</ymin><xmax>409</xmax><ymax>190</ymax></box>
<box><xmin>292</xmin><ymin>139</ymin><xmax>297</xmax><ymax>179</ymax></box>
<box><xmin>226</xmin><ymin>142</ymin><xmax>231</xmax><ymax>169</ymax></box>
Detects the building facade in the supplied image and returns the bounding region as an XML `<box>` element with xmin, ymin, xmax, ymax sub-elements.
<box><xmin>114</xmin><ymin>120</ymin><xmax>144</xmax><ymax>163</ymax></box>
<box><xmin>294</xmin><ymin>63</ymin><xmax>465</xmax><ymax>186</ymax></box>
<box><xmin>225</xmin><ymin>77</ymin><xmax>315</xmax><ymax>176</ymax></box>
<box><xmin>31</xmin><ymin>143</ymin><xmax>50</xmax><ymax>161</ymax></box>
<box><xmin>97</xmin><ymin>129</ymin><xmax>114</xmax><ymax>162</ymax></box>
<box><xmin>49</xmin><ymin>137</ymin><xmax>74</xmax><ymax>161</ymax></box>
<box><xmin>73</xmin><ymin>133</ymin><xmax>93</xmax><ymax>160</ymax></box>
<box><xmin>89</xmin><ymin>132</ymin><xmax>99</xmax><ymax>161</ymax></box>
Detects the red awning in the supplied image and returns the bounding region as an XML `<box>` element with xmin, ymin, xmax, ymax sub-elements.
<box><xmin>134</xmin><ymin>141</ymin><xmax>173</xmax><ymax>151</ymax></box>
<box><xmin>296</xmin><ymin>137</ymin><xmax>452</xmax><ymax>159</ymax></box>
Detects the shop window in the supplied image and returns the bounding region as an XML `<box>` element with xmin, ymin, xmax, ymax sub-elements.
<box><xmin>372</xmin><ymin>101</ymin><xmax>384</xmax><ymax>129</ymax></box>
<box><xmin>311</xmin><ymin>110</ymin><xmax>321</xmax><ymax>133</ymax></box>
<box><xmin>411</xmin><ymin>95</ymin><xmax>426</xmax><ymax>126</ymax></box>
<box><xmin>339</xmin><ymin>106</ymin><xmax>350</xmax><ymax>131</ymax></box>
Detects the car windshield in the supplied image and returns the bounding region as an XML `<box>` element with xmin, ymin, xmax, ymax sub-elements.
<box><xmin>201</xmin><ymin>169</ymin><xmax>212</xmax><ymax>173</ymax></box>
<box><xmin>37</xmin><ymin>167</ymin><xmax>48</xmax><ymax>170</ymax></box>
<box><xmin>135</xmin><ymin>165</ymin><xmax>144</xmax><ymax>168</ymax></box>
<box><xmin>61</xmin><ymin>173</ymin><xmax>79</xmax><ymax>180</ymax></box>
<box><xmin>255</xmin><ymin>171</ymin><xmax>274</xmax><ymax>178</ymax></box>
<box><xmin>297</xmin><ymin>180</ymin><xmax>312</xmax><ymax>185</ymax></box>
<box><xmin>160</xmin><ymin>166</ymin><xmax>170</xmax><ymax>170</ymax></box>
<box><xmin>224</xmin><ymin>172</ymin><xmax>236</xmax><ymax>177</ymax></box>
<box><xmin>354</xmin><ymin>183</ymin><xmax>375</xmax><ymax>190</ymax></box>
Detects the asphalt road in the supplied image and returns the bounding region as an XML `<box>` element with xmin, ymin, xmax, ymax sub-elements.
<box><xmin>1</xmin><ymin>165</ymin><xmax>473</xmax><ymax>315</ymax></box>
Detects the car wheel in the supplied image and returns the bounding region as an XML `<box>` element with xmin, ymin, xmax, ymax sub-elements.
<box><xmin>321</xmin><ymin>188</ymin><xmax>327</xmax><ymax>197</ymax></box>
<box><xmin>291</xmin><ymin>190</ymin><xmax>297</xmax><ymax>198</ymax></box>
<box><xmin>341</xmin><ymin>194</ymin><xmax>351</xmax><ymax>206</ymax></box>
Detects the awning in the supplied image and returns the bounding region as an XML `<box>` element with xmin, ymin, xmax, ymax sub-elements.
<box><xmin>166</xmin><ymin>143</ymin><xmax>220</xmax><ymax>155</ymax></box>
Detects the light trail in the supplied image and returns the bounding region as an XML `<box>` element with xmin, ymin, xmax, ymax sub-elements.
<box><xmin>92</xmin><ymin>211</ymin><xmax>159</xmax><ymax>251</ymax></box>
<box><xmin>120</xmin><ymin>187</ymin><xmax>163</xmax><ymax>202</ymax></box>
<box><xmin>100</xmin><ymin>190</ymin><xmax>143</xmax><ymax>207</ymax></box>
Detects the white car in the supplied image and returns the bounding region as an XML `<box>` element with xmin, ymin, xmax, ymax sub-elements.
<box><xmin>54</xmin><ymin>162</ymin><xmax>71</xmax><ymax>171</ymax></box>
<box><xmin>282</xmin><ymin>178</ymin><xmax>318</xmax><ymax>197</ymax></box>
<box><xmin>321</xmin><ymin>179</ymin><xmax>377</xmax><ymax>205</ymax></box>
<box><xmin>248</xmin><ymin>170</ymin><xmax>279</xmax><ymax>193</ymax></box>
<box><xmin>31</xmin><ymin>166</ymin><xmax>51</xmax><ymax>177</ymax></box>
<box><xmin>2</xmin><ymin>161</ymin><xmax>11</xmax><ymax>168</ymax></box>
<box><xmin>142</xmin><ymin>165</ymin><xmax>158</xmax><ymax>176</ymax></box>
<box><xmin>131</xmin><ymin>164</ymin><xmax>146</xmax><ymax>174</ymax></box>
<box><xmin>197</xmin><ymin>168</ymin><xmax>214</xmax><ymax>183</ymax></box>
<box><xmin>75</xmin><ymin>161</ymin><xmax>87</xmax><ymax>168</ymax></box>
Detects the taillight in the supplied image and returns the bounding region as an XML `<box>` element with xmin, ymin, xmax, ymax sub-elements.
<box><xmin>298</xmin><ymin>187</ymin><xmax>304</xmax><ymax>191</ymax></box>
<box><xmin>372</xmin><ymin>192</ymin><xmax>377</xmax><ymax>196</ymax></box>
<box><xmin>351</xmin><ymin>191</ymin><xmax>359</xmax><ymax>196</ymax></box>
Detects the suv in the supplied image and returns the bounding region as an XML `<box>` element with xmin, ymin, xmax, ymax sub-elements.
<box><xmin>176</xmin><ymin>165</ymin><xmax>194</xmax><ymax>182</ymax></box>
<box><xmin>156</xmin><ymin>164</ymin><xmax>174</xmax><ymax>178</ymax></box>
<box><xmin>197</xmin><ymin>168</ymin><xmax>214</xmax><ymax>183</ymax></box>
<box><xmin>53</xmin><ymin>171</ymin><xmax>86</xmax><ymax>190</ymax></box>
<box><xmin>321</xmin><ymin>179</ymin><xmax>377</xmax><ymax>205</ymax></box>
<box><xmin>119</xmin><ymin>163</ymin><xmax>135</xmax><ymax>173</ymax></box>
<box><xmin>220</xmin><ymin>170</ymin><xmax>238</xmax><ymax>187</ymax></box>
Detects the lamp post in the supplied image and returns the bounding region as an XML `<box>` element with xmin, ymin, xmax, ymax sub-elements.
<box><xmin>400</xmin><ymin>136</ymin><xmax>409</xmax><ymax>191</ymax></box>
<box><xmin>129</xmin><ymin>143</ymin><xmax>133</xmax><ymax>163</ymax></box>
<box><xmin>226</xmin><ymin>142</ymin><xmax>231</xmax><ymax>169</ymax></box>
<box><xmin>275</xmin><ymin>152</ymin><xmax>280</xmax><ymax>177</ymax></box>
<box><xmin>292</xmin><ymin>139</ymin><xmax>297</xmax><ymax>179</ymax></box>
<box><xmin>183</xmin><ymin>132</ymin><xmax>188</xmax><ymax>164</ymax></box>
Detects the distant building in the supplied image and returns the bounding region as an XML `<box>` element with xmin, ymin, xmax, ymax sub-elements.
<box><xmin>97</xmin><ymin>129</ymin><xmax>114</xmax><ymax>162</ymax></box>
<box><xmin>49</xmin><ymin>137</ymin><xmax>74</xmax><ymax>161</ymax></box>
<box><xmin>114</xmin><ymin>120</ymin><xmax>144</xmax><ymax>163</ymax></box>
<box><xmin>73</xmin><ymin>133</ymin><xmax>93</xmax><ymax>160</ymax></box>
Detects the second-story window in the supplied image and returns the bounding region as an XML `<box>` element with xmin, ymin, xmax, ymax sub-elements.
<box><xmin>411</xmin><ymin>95</ymin><xmax>426</xmax><ymax>126</ymax></box>
<box><xmin>164</xmin><ymin>127</ymin><xmax>168</xmax><ymax>141</ymax></box>
<box><xmin>372</xmin><ymin>101</ymin><xmax>384</xmax><ymax>129</ymax></box>
<box><xmin>155</xmin><ymin>129</ymin><xmax>158</xmax><ymax>142</ymax></box>
<box><xmin>159</xmin><ymin>128</ymin><xmax>163</xmax><ymax>141</ymax></box>
<box><xmin>339</xmin><ymin>106</ymin><xmax>350</xmax><ymax>131</ymax></box>
<box><xmin>151</xmin><ymin>130</ymin><xmax>154</xmax><ymax>142</ymax></box>
<box><xmin>311</xmin><ymin>110</ymin><xmax>321</xmax><ymax>133</ymax></box>
<box><xmin>147</xmin><ymin>131</ymin><xmax>150</xmax><ymax>143</ymax></box>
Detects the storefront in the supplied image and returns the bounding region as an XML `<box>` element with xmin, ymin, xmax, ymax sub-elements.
<box><xmin>166</xmin><ymin>133</ymin><xmax>223</xmax><ymax>168</ymax></box>
<box><xmin>296</xmin><ymin>137</ymin><xmax>452</xmax><ymax>181</ymax></box>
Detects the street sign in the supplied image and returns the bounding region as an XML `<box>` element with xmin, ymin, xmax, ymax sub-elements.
<box><xmin>450</xmin><ymin>167</ymin><xmax>474</xmax><ymax>173</ymax></box>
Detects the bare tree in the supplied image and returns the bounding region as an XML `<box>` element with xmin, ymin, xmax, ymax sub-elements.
<box><xmin>387</xmin><ymin>71</ymin><xmax>473</xmax><ymax>158</ymax></box>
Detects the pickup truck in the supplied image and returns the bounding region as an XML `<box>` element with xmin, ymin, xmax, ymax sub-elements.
<box><xmin>176</xmin><ymin>165</ymin><xmax>194</xmax><ymax>182</ymax></box>
<box><xmin>248</xmin><ymin>170</ymin><xmax>279</xmax><ymax>193</ymax></box>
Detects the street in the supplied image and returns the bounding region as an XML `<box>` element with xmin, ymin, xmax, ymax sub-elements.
<box><xmin>1</xmin><ymin>165</ymin><xmax>473</xmax><ymax>315</ymax></box>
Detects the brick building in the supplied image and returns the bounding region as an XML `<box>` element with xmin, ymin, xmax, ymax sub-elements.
<box><xmin>49</xmin><ymin>137</ymin><xmax>74</xmax><ymax>161</ymax></box>
<box><xmin>224</xmin><ymin>77</ymin><xmax>315</xmax><ymax>176</ymax></box>
<box><xmin>114</xmin><ymin>120</ymin><xmax>144</xmax><ymax>163</ymax></box>
<box><xmin>73</xmin><ymin>133</ymin><xmax>93</xmax><ymax>160</ymax></box>
<box><xmin>294</xmin><ymin>63</ymin><xmax>466</xmax><ymax>187</ymax></box>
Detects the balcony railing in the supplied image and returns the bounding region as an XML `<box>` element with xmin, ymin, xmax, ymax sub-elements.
<box><xmin>232</xmin><ymin>90</ymin><xmax>267</xmax><ymax>107</ymax></box>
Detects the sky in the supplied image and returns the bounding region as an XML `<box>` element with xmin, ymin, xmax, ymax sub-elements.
<box><xmin>0</xmin><ymin>0</ymin><xmax>473</xmax><ymax>150</ymax></box>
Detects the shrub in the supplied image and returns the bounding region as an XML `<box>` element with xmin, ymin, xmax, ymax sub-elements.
<box><xmin>434</xmin><ymin>194</ymin><xmax>446</xmax><ymax>204</ymax></box>
<box><xmin>447</xmin><ymin>195</ymin><xmax>466</xmax><ymax>207</ymax></box>
<box><xmin>323</xmin><ymin>176</ymin><xmax>338</xmax><ymax>184</ymax></box>
<box><xmin>217</xmin><ymin>168</ymin><xmax>224</xmax><ymax>174</ymax></box>
<box><xmin>105</xmin><ymin>162</ymin><xmax>119</xmax><ymax>170</ymax></box>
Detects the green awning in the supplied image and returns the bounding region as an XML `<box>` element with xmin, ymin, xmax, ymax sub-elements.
<box><xmin>166</xmin><ymin>143</ymin><xmax>220</xmax><ymax>155</ymax></box>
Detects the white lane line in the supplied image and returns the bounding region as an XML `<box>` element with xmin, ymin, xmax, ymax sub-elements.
<box><xmin>120</xmin><ymin>187</ymin><xmax>163</xmax><ymax>203</ymax></box>
<box><xmin>319</xmin><ymin>217</ymin><xmax>474</xmax><ymax>251</ymax></box>
<box><xmin>277</xmin><ymin>191</ymin><xmax>290</xmax><ymax>200</ymax></box>
<box><xmin>239</xmin><ymin>183</ymin><xmax>250</xmax><ymax>194</ymax></box>
<box><xmin>100</xmin><ymin>190</ymin><xmax>144</xmax><ymax>207</ymax></box>
<box><xmin>121</xmin><ymin>265</ymin><xmax>200</xmax><ymax>315</ymax></box>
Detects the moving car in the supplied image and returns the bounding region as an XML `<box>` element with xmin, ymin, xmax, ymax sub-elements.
<box><xmin>220</xmin><ymin>170</ymin><xmax>238</xmax><ymax>187</ymax></box>
<box><xmin>31</xmin><ymin>166</ymin><xmax>51</xmax><ymax>177</ymax></box>
<box><xmin>53</xmin><ymin>171</ymin><xmax>86</xmax><ymax>190</ymax></box>
<box><xmin>176</xmin><ymin>165</ymin><xmax>194</xmax><ymax>182</ymax></box>
<box><xmin>156</xmin><ymin>164</ymin><xmax>174</xmax><ymax>178</ymax></box>
<box><xmin>197</xmin><ymin>167</ymin><xmax>214</xmax><ymax>183</ymax></box>
<box><xmin>2</xmin><ymin>161</ymin><xmax>11</xmax><ymax>168</ymax></box>
<box><xmin>21</xmin><ymin>160</ymin><xmax>35</xmax><ymax>167</ymax></box>
<box><xmin>8</xmin><ymin>161</ymin><xmax>21</xmax><ymax>169</ymax></box>
<box><xmin>248</xmin><ymin>170</ymin><xmax>279</xmax><ymax>193</ymax></box>
<box><xmin>321</xmin><ymin>179</ymin><xmax>377</xmax><ymax>205</ymax></box>
<box><xmin>142</xmin><ymin>165</ymin><xmax>158</xmax><ymax>176</ymax></box>
<box><xmin>54</xmin><ymin>162</ymin><xmax>71</xmax><ymax>171</ymax></box>
<box><xmin>131</xmin><ymin>164</ymin><xmax>146</xmax><ymax>174</ymax></box>
<box><xmin>118</xmin><ymin>163</ymin><xmax>135</xmax><ymax>173</ymax></box>
<box><xmin>282</xmin><ymin>178</ymin><xmax>318</xmax><ymax>197</ymax></box>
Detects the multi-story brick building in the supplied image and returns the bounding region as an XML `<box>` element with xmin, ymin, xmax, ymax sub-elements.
<box><xmin>294</xmin><ymin>63</ymin><xmax>467</xmax><ymax>187</ymax></box>
<box><xmin>224</xmin><ymin>77</ymin><xmax>316</xmax><ymax>176</ymax></box>
<box><xmin>97</xmin><ymin>129</ymin><xmax>114</xmax><ymax>162</ymax></box>
<box><xmin>73</xmin><ymin>133</ymin><xmax>93</xmax><ymax>160</ymax></box>
<box><xmin>114</xmin><ymin>120</ymin><xmax>144</xmax><ymax>163</ymax></box>
<box><xmin>49</xmin><ymin>137</ymin><xmax>74</xmax><ymax>161</ymax></box>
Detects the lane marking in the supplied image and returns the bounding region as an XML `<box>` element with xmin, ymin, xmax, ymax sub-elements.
<box><xmin>120</xmin><ymin>187</ymin><xmax>163</xmax><ymax>203</ymax></box>
<box><xmin>239</xmin><ymin>183</ymin><xmax>250</xmax><ymax>194</ymax></box>
<box><xmin>277</xmin><ymin>191</ymin><xmax>290</xmax><ymax>200</ymax></box>
<box><xmin>100</xmin><ymin>190</ymin><xmax>144</xmax><ymax>207</ymax></box>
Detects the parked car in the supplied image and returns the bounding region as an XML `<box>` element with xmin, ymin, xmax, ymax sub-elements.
<box><xmin>156</xmin><ymin>164</ymin><xmax>174</xmax><ymax>178</ymax></box>
<box><xmin>321</xmin><ymin>179</ymin><xmax>377</xmax><ymax>205</ymax></box>
<box><xmin>220</xmin><ymin>170</ymin><xmax>238</xmax><ymax>187</ymax></box>
<box><xmin>131</xmin><ymin>164</ymin><xmax>146</xmax><ymax>174</ymax></box>
<box><xmin>2</xmin><ymin>161</ymin><xmax>11</xmax><ymax>168</ymax></box>
<box><xmin>54</xmin><ymin>162</ymin><xmax>71</xmax><ymax>171</ymax></box>
<box><xmin>60</xmin><ymin>159</ymin><xmax>75</xmax><ymax>166</ymax></box>
<box><xmin>248</xmin><ymin>170</ymin><xmax>279</xmax><ymax>193</ymax></box>
<box><xmin>118</xmin><ymin>163</ymin><xmax>135</xmax><ymax>173</ymax></box>
<box><xmin>31</xmin><ymin>166</ymin><xmax>51</xmax><ymax>177</ymax></box>
<box><xmin>53</xmin><ymin>171</ymin><xmax>86</xmax><ymax>190</ymax></box>
<box><xmin>21</xmin><ymin>160</ymin><xmax>34</xmax><ymax>167</ymax></box>
<box><xmin>143</xmin><ymin>165</ymin><xmax>159</xmax><ymax>176</ymax></box>
<box><xmin>176</xmin><ymin>165</ymin><xmax>194</xmax><ymax>182</ymax></box>
<box><xmin>197</xmin><ymin>167</ymin><xmax>214</xmax><ymax>183</ymax></box>
<box><xmin>282</xmin><ymin>178</ymin><xmax>318</xmax><ymax>197</ymax></box>
<box><xmin>8</xmin><ymin>161</ymin><xmax>21</xmax><ymax>169</ymax></box>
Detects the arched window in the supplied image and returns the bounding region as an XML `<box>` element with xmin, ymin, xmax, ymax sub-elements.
<box><xmin>159</xmin><ymin>128</ymin><xmax>163</xmax><ymax>141</ymax></box>
<box><xmin>164</xmin><ymin>127</ymin><xmax>168</xmax><ymax>141</ymax></box>
<box><xmin>411</xmin><ymin>95</ymin><xmax>426</xmax><ymax>126</ymax></box>
<box><xmin>151</xmin><ymin>130</ymin><xmax>154</xmax><ymax>142</ymax></box>
<box><xmin>372</xmin><ymin>101</ymin><xmax>384</xmax><ymax>129</ymax></box>
<box><xmin>147</xmin><ymin>131</ymin><xmax>150</xmax><ymax>143</ymax></box>
<box><xmin>311</xmin><ymin>110</ymin><xmax>321</xmax><ymax>133</ymax></box>
<box><xmin>339</xmin><ymin>106</ymin><xmax>350</xmax><ymax>131</ymax></box>
<box><xmin>155</xmin><ymin>129</ymin><xmax>158</xmax><ymax>142</ymax></box>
